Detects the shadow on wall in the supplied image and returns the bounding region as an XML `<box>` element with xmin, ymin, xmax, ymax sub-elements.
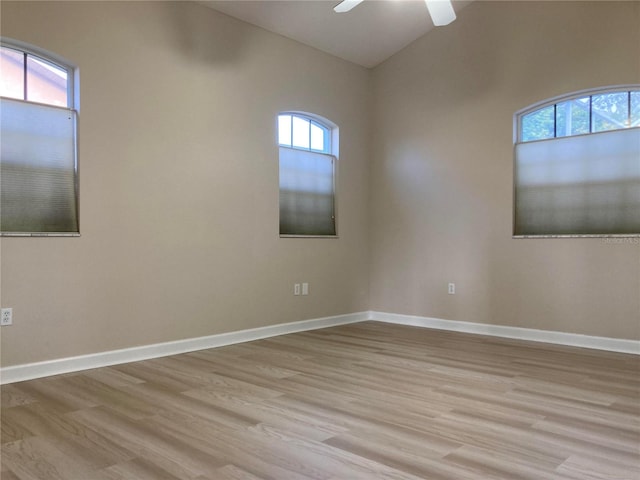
<box><xmin>377</xmin><ymin>1</ymin><xmax>632</xmax><ymax>117</ymax></box>
<box><xmin>159</xmin><ymin>1</ymin><xmax>253</xmax><ymax>67</ymax></box>
<box><xmin>375</xmin><ymin>4</ymin><xmax>502</xmax><ymax>117</ymax></box>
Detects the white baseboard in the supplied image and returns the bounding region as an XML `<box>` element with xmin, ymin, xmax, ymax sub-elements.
<box><xmin>0</xmin><ymin>312</ymin><xmax>369</xmax><ymax>385</ymax></box>
<box><xmin>3</xmin><ymin>310</ymin><xmax>637</xmax><ymax>384</ymax></box>
<box><xmin>369</xmin><ymin>311</ymin><xmax>640</xmax><ymax>355</ymax></box>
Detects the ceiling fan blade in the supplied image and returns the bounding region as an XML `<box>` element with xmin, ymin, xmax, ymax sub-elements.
<box><xmin>333</xmin><ymin>0</ymin><xmax>364</xmax><ymax>13</ymax></box>
<box><xmin>425</xmin><ymin>0</ymin><xmax>456</xmax><ymax>26</ymax></box>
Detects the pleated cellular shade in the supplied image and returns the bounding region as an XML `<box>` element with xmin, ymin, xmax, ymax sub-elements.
<box><xmin>279</xmin><ymin>146</ymin><xmax>336</xmax><ymax>236</ymax></box>
<box><xmin>1</xmin><ymin>97</ymin><xmax>78</xmax><ymax>234</ymax></box>
<box><xmin>514</xmin><ymin>127</ymin><xmax>640</xmax><ymax>236</ymax></box>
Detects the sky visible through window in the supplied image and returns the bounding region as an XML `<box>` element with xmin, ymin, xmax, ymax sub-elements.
<box><xmin>278</xmin><ymin>113</ymin><xmax>329</xmax><ymax>153</ymax></box>
<box><xmin>0</xmin><ymin>46</ymin><xmax>68</xmax><ymax>107</ymax></box>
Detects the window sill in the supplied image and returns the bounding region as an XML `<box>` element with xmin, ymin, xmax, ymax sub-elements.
<box><xmin>0</xmin><ymin>233</ymin><xmax>81</xmax><ymax>237</ymax></box>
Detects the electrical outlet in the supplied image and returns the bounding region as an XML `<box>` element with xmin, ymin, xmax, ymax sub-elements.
<box><xmin>448</xmin><ymin>283</ymin><xmax>456</xmax><ymax>295</ymax></box>
<box><xmin>294</xmin><ymin>283</ymin><xmax>301</xmax><ymax>296</ymax></box>
<box><xmin>302</xmin><ymin>283</ymin><xmax>309</xmax><ymax>295</ymax></box>
<box><xmin>1</xmin><ymin>308</ymin><xmax>13</xmax><ymax>326</ymax></box>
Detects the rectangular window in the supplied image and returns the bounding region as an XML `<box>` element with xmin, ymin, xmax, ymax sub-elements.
<box><xmin>279</xmin><ymin>147</ymin><xmax>336</xmax><ymax>236</ymax></box>
<box><xmin>514</xmin><ymin>127</ymin><xmax>640</xmax><ymax>236</ymax></box>
<box><xmin>1</xmin><ymin>97</ymin><xmax>79</xmax><ymax>235</ymax></box>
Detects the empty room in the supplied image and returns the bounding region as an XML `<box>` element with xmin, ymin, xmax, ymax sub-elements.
<box><xmin>1</xmin><ymin>0</ymin><xmax>639</xmax><ymax>478</ymax></box>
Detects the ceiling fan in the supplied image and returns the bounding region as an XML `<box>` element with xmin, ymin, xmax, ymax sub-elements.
<box><xmin>334</xmin><ymin>0</ymin><xmax>456</xmax><ymax>26</ymax></box>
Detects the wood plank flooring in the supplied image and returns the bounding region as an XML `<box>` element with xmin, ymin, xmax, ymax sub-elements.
<box><xmin>1</xmin><ymin>321</ymin><xmax>639</xmax><ymax>479</ymax></box>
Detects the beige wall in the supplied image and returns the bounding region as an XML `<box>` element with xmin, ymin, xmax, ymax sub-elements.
<box><xmin>370</xmin><ymin>1</ymin><xmax>640</xmax><ymax>339</ymax></box>
<box><xmin>1</xmin><ymin>1</ymin><xmax>639</xmax><ymax>370</ymax></box>
<box><xmin>0</xmin><ymin>1</ymin><xmax>372</xmax><ymax>366</ymax></box>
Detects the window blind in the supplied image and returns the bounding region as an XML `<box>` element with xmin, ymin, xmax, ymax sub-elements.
<box><xmin>279</xmin><ymin>146</ymin><xmax>336</xmax><ymax>236</ymax></box>
<box><xmin>514</xmin><ymin>127</ymin><xmax>640</xmax><ymax>236</ymax></box>
<box><xmin>1</xmin><ymin>97</ymin><xmax>78</xmax><ymax>234</ymax></box>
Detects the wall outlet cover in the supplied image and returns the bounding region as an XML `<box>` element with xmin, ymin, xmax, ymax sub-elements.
<box><xmin>1</xmin><ymin>308</ymin><xmax>13</xmax><ymax>326</ymax></box>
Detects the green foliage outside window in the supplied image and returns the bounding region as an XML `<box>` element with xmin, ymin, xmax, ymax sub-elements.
<box><xmin>520</xmin><ymin>90</ymin><xmax>639</xmax><ymax>143</ymax></box>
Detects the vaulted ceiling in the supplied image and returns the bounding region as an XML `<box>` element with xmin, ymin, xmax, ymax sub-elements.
<box><xmin>200</xmin><ymin>0</ymin><xmax>472</xmax><ymax>68</ymax></box>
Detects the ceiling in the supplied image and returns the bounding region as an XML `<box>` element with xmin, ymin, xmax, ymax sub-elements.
<box><xmin>200</xmin><ymin>0</ymin><xmax>472</xmax><ymax>68</ymax></box>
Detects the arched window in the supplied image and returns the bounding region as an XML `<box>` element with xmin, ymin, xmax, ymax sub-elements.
<box><xmin>514</xmin><ymin>86</ymin><xmax>640</xmax><ymax>237</ymax></box>
<box><xmin>278</xmin><ymin>112</ymin><xmax>337</xmax><ymax>237</ymax></box>
<box><xmin>519</xmin><ymin>88</ymin><xmax>639</xmax><ymax>142</ymax></box>
<box><xmin>278</xmin><ymin>113</ymin><xmax>331</xmax><ymax>154</ymax></box>
<box><xmin>0</xmin><ymin>43</ymin><xmax>73</xmax><ymax>108</ymax></box>
<box><xmin>0</xmin><ymin>39</ymin><xmax>78</xmax><ymax>235</ymax></box>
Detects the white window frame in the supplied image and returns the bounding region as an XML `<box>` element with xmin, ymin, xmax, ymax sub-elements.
<box><xmin>278</xmin><ymin>112</ymin><xmax>338</xmax><ymax>238</ymax></box>
<box><xmin>1</xmin><ymin>38</ymin><xmax>76</xmax><ymax>109</ymax></box>
<box><xmin>278</xmin><ymin>112</ymin><xmax>332</xmax><ymax>154</ymax></box>
<box><xmin>513</xmin><ymin>85</ymin><xmax>640</xmax><ymax>238</ymax></box>
<box><xmin>1</xmin><ymin>38</ymin><xmax>79</xmax><ymax>237</ymax></box>
<box><xmin>516</xmin><ymin>85</ymin><xmax>639</xmax><ymax>144</ymax></box>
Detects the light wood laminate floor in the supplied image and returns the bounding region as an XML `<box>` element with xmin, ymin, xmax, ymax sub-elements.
<box><xmin>1</xmin><ymin>321</ymin><xmax>639</xmax><ymax>479</ymax></box>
